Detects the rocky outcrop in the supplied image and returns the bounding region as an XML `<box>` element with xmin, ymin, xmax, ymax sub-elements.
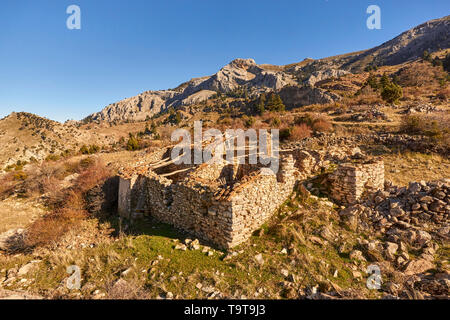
<box><xmin>278</xmin><ymin>86</ymin><xmax>341</xmax><ymax>108</ymax></box>
<box><xmin>285</xmin><ymin>15</ymin><xmax>450</xmax><ymax>77</ymax></box>
<box><xmin>362</xmin><ymin>15</ymin><xmax>450</xmax><ymax>67</ymax></box>
<box><xmin>87</xmin><ymin>90</ymin><xmax>176</xmax><ymax>122</ymax></box>
<box><xmin>88</xmin><ymin>58</ymin><xmax>297</xmax><ymax>122</ymax></box>
<box><xmin>304</xmin><ymin>69</ymin><xmax>350</xmax><ymax>86</ymax></box>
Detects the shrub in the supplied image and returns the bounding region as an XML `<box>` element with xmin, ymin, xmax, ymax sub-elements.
<box><xmin>45</xmin><ymin>154</ymin><xmax>61</xmax><ymax>162</ymax></box>
<box><xmin>289</xmin><ymin>124</ymin><xmax>312</xmax><ymax>141</ymax></box>
<box><xmin>400</xmin><ymin>114</ymin><xmax>449</xmax><ymax>143</ymax></box>
<box><xmin>13</xmin><ymin>171</ymin><xmax>27</xmax><ymax>181</ymax></box>
<box><xmin>88</xmin><ymin>145</ymin><xmax>100</xmax><ymax>154</ymax></box>
<box><xmin>271</xmin><ymin>117</ymin><xmax>281</xmax><ymax>127</ymax></box>
<box><xmin>256</xmin><ymin>93</ymin><xmax>266</xmax><ymax>115</ymax></box>
<box><xmin>312</xmin><ymin>119</ymin><xmax>333</xmax><ymax>132</ymax></box>
<box><xmin>279</xmin><ymin>127</ymin><xmax>292</xmax><ymax>141</ymax></box>
<box><xmin>79</xmin><ymin>157</ymin><xmax>95</xmax><ymax>170</ymax></box>
<box><xmin>400</xmin><ymin>114</ymin><xmax>423</xmax><ymax>134</ymax></box>
<box><xmin>243</xmin><ymin>116</ymin><xmax>255</xmax><ymax>128</ymax></box>
<box><xmin>126</xmin><ymin>135</ymin><xmax>140</xmax><ymax>151</ymax></box>
<box><xmin>174</xmin><ymin>112</ymin><xmax>182</xmax><ymax>125</ymax></box>
<box><xmin>381</xmin><ymin>81</ymin><xmax>403</xmax><ymax>104</ymax></box>
<box><xmin>295</xmin><ymin>113</ymin><xmax>333</xmax><ymax>132</ymax></box>
<box><xmin>80</xmin><ymin>144</ymin><xmax>100</xmax><ymax>155</ymax></box>
<box><xmin>422</xmin><ymin>50</ymin><xmax>432</xmax><ymax>62</ymax></box>
<box><xmin>80</xmin><ymin>145</ymin><xmax>90</xmax><ymax>154</ymax></box>
<box><xmin>24</xmin><ymin>159</ymin><xmax>111</xmax><ymax>249</ymax></box>
<box><xmin>444</xmin><ymin>53</ymin><xmax>450</xmax><ymax>72</ymax></box>
<box><xmin>379</xmin><ymin>73</ymin><xmax>390</xmax><ymax>88</ymax></box>
<box><xmin>365</xmin><ymin>73</ymin><xmax>379</xmax><ymax>89</ymax></box>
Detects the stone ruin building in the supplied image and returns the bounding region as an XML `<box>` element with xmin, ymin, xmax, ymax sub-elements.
<box><xmin>117</xmin><ymin>142</ymin><xmax>385</xmax><ymax>249</ymax></box>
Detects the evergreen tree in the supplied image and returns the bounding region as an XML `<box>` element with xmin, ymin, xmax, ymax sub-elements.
<box><xmin>366</xmin><ymin>73</ymin><xmax>379</xmax><ymax>89</ymax></box>
<box><xmin>381</xmin><ymin>81</ymin><xmax>403</xmax><ymax>104</ymax></box>
<box><xmin>266</xmin><ymin>93</ymin><xmax>285</xmax><ymax>112</ymax></box>
<box><xmin>257</xmin><ymin>93</ymin><xmax>266</xmax><ymax>115</ymax></box>
<box><xmin>379</xmin><ymin>73</ymin><xmax>390</xmax><ymax>88</ymax></box>
<box><xmin>127</xmin><ymin>134</ymin><xmax>140</xmax><ymax>151</ymax></box>
<box><xmin>443</xmin><ymin>53</ymin><xmax>450</xmax><ymax>72</ymax></box>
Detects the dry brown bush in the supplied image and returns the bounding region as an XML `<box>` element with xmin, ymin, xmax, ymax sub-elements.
<box><xmin>73</xmin><ymin>159</ymin><xmax>111</xmax><ymax>193</ymax></box>
<box><xmin>397</xmin><ymin>61</ymin><xmax>446</xmax><ymax>87</ymax></box>
<box><xmin>24</xmin><ymin>158</ymin><xmax>112</xmax><ymax>250</ymax></box>
<box><xmin>312</xmin><ymin>119</ymin><xmax>333</xmax><ymax>132</ymax></box>
<box><xmin>0</xmin><ymin>173</ymin><xmax>16</xmax><ymax>199</ymax></box>
<box><xmin>24</xmin><ymin>208</ymin><xmax>87</xmax><ymax>248</ymax></box>
<box><xmin>295</xmin><ymin>113</ymin><xmax>333</xmax><ymax>133</ymax></box>
<box><xmin>289</xmin><ymin>124</ymin><xmax>312</xmax><ymax>141</ymax></box>
<box><xmin>400</xmin><ymin>113</ymin><xmax>450</xmax><ymax>145</ymax></box>
<box><xmin>104</xmin><ymin>279</ymin><xmax>152</xmax><ymax>299</ymax></box>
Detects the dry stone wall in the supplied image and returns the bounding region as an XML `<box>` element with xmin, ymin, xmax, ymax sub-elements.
<box><xmin>117</xmin><ymin>155</ymin><xmax>298</xmax><ymax>248</ymax></box>
<box><xmin>227</xmin><ymin>156</ymin><xmax>298</xmax><ymax>247</ymax></box>
<box><xmin>117</xmin><ymin>144</ymin><xmax>385</xmax><ymax>248</ymax></box>
<box><xmin>329</xmin><ymin>159</ymin><xmax>384</xmax><ymax>205</ymax></box>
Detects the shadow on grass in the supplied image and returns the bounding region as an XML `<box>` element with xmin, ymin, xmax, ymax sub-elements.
<box><xmin>103</xmin><ymin>214</ymin><xmax>227</xmax><ymax>255</ymax></box>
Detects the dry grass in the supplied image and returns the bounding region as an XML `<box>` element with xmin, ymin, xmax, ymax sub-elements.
<box><xmin>382</xmin><ymin>151</ymin><xmax>450</xmax><ymax>186</ymax></box>
<box><xmin>0</xmin><ymin>197</ymin><xmax>46</xmax><ymax>233</ymax></box>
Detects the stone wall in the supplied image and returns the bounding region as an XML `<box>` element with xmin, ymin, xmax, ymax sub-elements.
<box><xmin>118</xmin><ymin>175</ymin><xmax>137</xmax><ymax>219</ymax></box>
<box><xmin>117</xmin><ymin>146</ymin><xmax>386</xmax><ymax>248</ymax></box>
<box><xmin>329</xmin><ymin>158</ymin><xmax>384</xmax><ymax>205</ymax></box>
<box><xmin>227</xmin><ymin>156</ymin><xmax>298</xmax><ymax>247</ymax></box>
<box><xmin>117</xmin><ymin>155</ymin><xmax>298</xmax><ymax>249</ymax></box>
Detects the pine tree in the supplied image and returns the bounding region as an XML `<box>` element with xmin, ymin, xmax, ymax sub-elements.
<box><xmin>366</xmin><ymin>73</ymin><xmax>379</xmax><ymax>89</ymax></box>
<box><xmin>266</xmin><ymin>93</ymin><xmax>285</xmax><ymax>112</ymax></box>
<box><xmin>257</xmin><ymin>93</ymin><xmax>266</xmax><ymax>115</ymax></box>
<box><xmin>381</xmin><ymin>81</ymin><xmax>403</xmax><ymax>104</ymax></box>
<box><xmin>127</xmin><ymin>134</ymin><xmax>140</xmax><ymax>151</ymax></box>
<box><xmin>379</xmin><ymin>73</ymin><xmax>390</xmax><ymax>88</ymax></box>
<box><xmin>443</xmin><ymin>53</ymin><xmax>450</xmax><ymax>72</ymax></box>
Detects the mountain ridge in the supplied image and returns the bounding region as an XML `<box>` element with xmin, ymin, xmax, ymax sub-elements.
<box><xmin>85</xmin><ymin>15</ymin><xmax>450</xmax><ymax>123</ymax></box>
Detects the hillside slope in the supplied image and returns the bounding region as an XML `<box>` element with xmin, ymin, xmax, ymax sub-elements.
<box><xmin>0</xmin><ymin>113</ymin><xmax>117</xmax><ymax>168</ymax></box>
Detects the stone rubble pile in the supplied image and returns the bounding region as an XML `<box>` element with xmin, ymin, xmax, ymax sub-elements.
<box><xmin>339</xmin><ymin>178</ymin><xmax>449</xmax><ymax>297</ymax></box>
<box><xmin>345</xmin><ymin>179</ymin><xmax>450</xmax><ymax>234</ymax></box>
<box><xmin>402</xmin><ymin>103</ymin><xmax>439</xmax><ymax>114</ymax></box>
<box><xmin>347</xmin><ymin>106</ymin><xmax>390</xmax><ymax>122</ymax></box>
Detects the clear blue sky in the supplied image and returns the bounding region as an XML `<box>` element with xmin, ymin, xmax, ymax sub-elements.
<box><xmin>0</xmin><ymin>0</ymin><xmax>449</xmax><ymax>122</ymax></box>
